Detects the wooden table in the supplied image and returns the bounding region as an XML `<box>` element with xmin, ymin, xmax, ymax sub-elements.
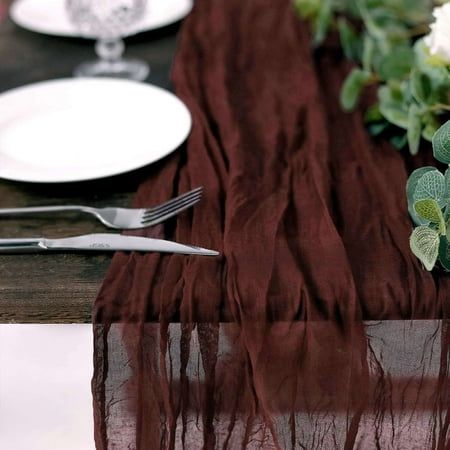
<box><xmin>0</xmin><ymin>14</ymin><xmax>178</xmax><ymax>322</ymax></box>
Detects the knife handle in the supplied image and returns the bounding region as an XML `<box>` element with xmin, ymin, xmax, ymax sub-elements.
<box><xmin>0</xmin><ymin>238</ymin><xmax>45</xmax><ymax>253</ymax></box>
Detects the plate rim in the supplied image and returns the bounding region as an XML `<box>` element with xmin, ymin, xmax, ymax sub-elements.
<box><xmin>10</xmin><ymin>0</ymin><xmax>193</xmax><ymax>39</ymax></box>
<box><xmin>0</xmin><ymin>77</ymin><xmax>192</xmax><ymax>184</ymax></box>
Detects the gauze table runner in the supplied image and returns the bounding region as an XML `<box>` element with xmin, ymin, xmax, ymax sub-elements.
<box><xmin>92</xmin><ymin>1</ymin><xmax>449</xmax><ymax>448</ymax></box>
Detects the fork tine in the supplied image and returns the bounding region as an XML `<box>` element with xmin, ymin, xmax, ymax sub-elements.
<box><xmin>142</xmin><ymin>192</ymin><xmax>203</xmax><ymax>221</ymax></box>
<box><xmin>143</xmin><ymin>187</ymin><xmax>203</xmax><ymax>218</ymax></box>
<box><xmin>141</xmin><ymin>195</ymin><xmax>202</xmax><ymax>225</ymax></box>
<box><xmin>144</xmin><ymin>187</ymin><xmax>203</xmax><ymax>216</ymax></box>
<box><xmin>144</xmin><ymin>188</ymin><xmax>203</xmax><ymax>217</ymax></box>
<box><xmin>141</xmin><ymin>194</ymin><xmax>202</xmax><ymax>223</ymax></box>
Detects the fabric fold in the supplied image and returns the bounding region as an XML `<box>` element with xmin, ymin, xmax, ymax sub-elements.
<box><xmin>92</xmin><ymin>0</ymin><xmax>449</xmax><ymax>448</ymax></box>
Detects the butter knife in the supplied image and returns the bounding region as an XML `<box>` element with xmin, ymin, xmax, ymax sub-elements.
<box><xmin>0</xmin><ymin>233</ymin><xmax>219</xmax><ymax>256</ymax></box>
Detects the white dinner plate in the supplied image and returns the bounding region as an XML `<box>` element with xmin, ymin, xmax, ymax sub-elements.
<box><xmin>10</xmin><ymin>0</ymin><xmax>193</xmax><ymax>38</ymax></box>
<box><xmin>0</xmin><ymin>78</ymin><xmax>192</xmax><ymax>183</ymax></box>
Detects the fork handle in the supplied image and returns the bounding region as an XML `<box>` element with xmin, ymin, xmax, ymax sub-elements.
<box><xmin>0</xmin><ymin>206</ymin><xmax>94</xmax><ymax>215</ymax></box>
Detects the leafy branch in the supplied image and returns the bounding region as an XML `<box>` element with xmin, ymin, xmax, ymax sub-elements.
<box><xmin>294</xmin><ymin>0</ymin><xmax>450</xmax><ymax>155</ymax></box>
<box><xmin>407</xmin><ymin>120</ymin><xmax>450</xmax><ymax>271</ymax></box>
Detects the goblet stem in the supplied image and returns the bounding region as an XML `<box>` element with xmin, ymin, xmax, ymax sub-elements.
<box><xmin>95</xmin><ymin>38</ymin><xmax>125</xmax><ymax>64</ymax></box>
<box><xmin>73</xmin><ymin>36</ymin><xmax>149</xmax><ymax>81</ymax></box>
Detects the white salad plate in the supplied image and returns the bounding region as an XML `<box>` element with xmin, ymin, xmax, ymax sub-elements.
<box><xmin>0</xmin><ymin>78</ymin><xmax>192</xmax><ymax>183</ymax></box>
<box><xmin>10</xmin><ymin>0</ymin><xmax>193</xmax><ymax>38</ymax></box>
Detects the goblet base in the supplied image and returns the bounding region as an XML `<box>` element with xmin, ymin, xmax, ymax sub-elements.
<box><xmin>73</xmin><ymin>59</ymin><xmax>150</xmax><ymax>82</ymax></box>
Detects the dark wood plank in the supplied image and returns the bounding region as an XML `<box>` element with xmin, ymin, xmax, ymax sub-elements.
<box><xmin>0</xmin><ymin>10</ymin><xmax>179</xmax><ymax>322</ymax></box>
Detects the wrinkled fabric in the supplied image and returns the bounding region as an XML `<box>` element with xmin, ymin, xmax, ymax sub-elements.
<box><xmin>92</xmin><ymin>321</ymin><xmax>448</xmax><ymax>449</ymax></box>
<box><xmin>92</xmin><ymin>0</ymin><xmax>450</xmax><ymax>448</ymax></box>
<box><xmin>0</xmin><ymin>1</ymin><xmax>10</xmax><ymax>23</ymax></box>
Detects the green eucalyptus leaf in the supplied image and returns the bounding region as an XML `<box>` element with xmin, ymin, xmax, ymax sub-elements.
<box><xmin>362</xmin><ymin>33</ymin><xmax>375</xmax><ymax>72</ymax></box>
<box><xmin>378</xmin><ymin>85</ymin><xmax>409</xmax><ymax>129</ymax></box>
<box><xmin>313</xmin><ymin>0</ymin><xmax>333</xmax><ymax>46</ymax></box>
<box><xmin>369</xmin><ymin>122</ymin><xmax>389</xmax><ymax>136</ymax></box>
<box><xmin>410</xmin><ymin>225</ymin><xmax>440</xmax><ymax>271</ymax></box>
<box><xmin>382</xmin><ymin>108</ymin><xmax>409</xmax><ymax>129</ymax></box>
<box><xmin>401</xmin><ymin>79</ymin><xmax>413</xmax><ymax>104</ymax></box>
<box><xmin>340</xmin><ymin>68</ymin><xmax>372</xmax><ymax>112</ymax></box>
<box><xmin>407</xmin><ymin>103</ymin><xmax>422</xmax><ymax>155</ymax></box>
<box><xmin>432</xmin><ymin>121</ymin><xmax>450</xmax><ymax>164</ymax></box>
<box><xmin>444</xmin><ymin>206</ymin><xmax>450</xmax><ymax>223</ymax></box>
<box><xmin>396</xmin><ymin>0</ymin><xmax>431</xmax><ymax>24</ymax></box>
<box><xmin>370</xmin><ymin>4</ymin><xmax>411</xmax><ymax>32</ymax></box>
<box><xmin>406</xmin><ymin>166</ymin><xmax>437</xmax><ymax>225</ymax></box>
<box><xmin>357</xmin><ymin>2</ymin><xmax>386</xmax><ymax>41</ymax></box>
<box><xmin>294</xmin><ymin>0</ymin><xmax>321</xmax><ymax>19</ymax></box>
<box><xmin>379</xmin><ymin>47</ymin><xmax>414</xmax><ymax>81</ymax></box>
<box><xmin>410</xmin><ymin>70</ymin><xmax>433</xmax><ymax>105</ymax></box>
<box><xmin>422</xmin><ymin>114</ymin><xmax>440</xmax><ymax>142</ymax></box>
<box><xmin>338</xmin><ymin>18</ymin><xmax>360</xmax><ymax>60</ymax></box>
<box><xmin>413</xmin><ymin>169</ymin><xmax>445</xmax><ymax>204</ymax></box>
<box><xmin>388</xmin><ymin>81</ymin><xmax>405</xmax><ymax>102</ymax></box>
<box><xmin>391</xmin><ymin>133</ymin><xmax>407</xmax><ymax>149</ymax></box>
<box><xmin>407</xmin><ymin>167</ymin><xmax>437</xmax><ymax>198</ymax></box>
<box><xmin>365</xmin><ymin>104</ymin><xmax>383</xmax><ymax>123</ymax></box>
<box><xmin>444</xmin><ymin>168</ymin><xmax>450</xmax><ymax>200</ymax></box>
<box><xmin>413</xmin><ymin>199</ymin><xmax>445</xmax><ymax>234</ymax></box>
<box><xmin>438</xmin><ymin>236</ymin><xmax>450</xmax><ymax>271</ymax></box>
<box><xmin>358</xmin><ymin>3</ymin><xmax>409</xmax><ymax>44</ymax></box>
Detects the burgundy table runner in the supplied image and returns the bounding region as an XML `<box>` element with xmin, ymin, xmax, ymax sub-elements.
<box><xmin>92</xmin><ymin>0</ymin><xmax>449</xmax><ymax>448</ymax></box>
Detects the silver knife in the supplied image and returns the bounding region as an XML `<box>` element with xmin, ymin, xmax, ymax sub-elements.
<box><xmin>0</xmin><ymin>233</ymin><xmax>219</xmax><ymax>256</ymax></box>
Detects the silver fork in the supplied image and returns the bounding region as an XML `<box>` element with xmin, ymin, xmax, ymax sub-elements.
<box><xmin>0</xmin><ymin>187</ymin><xmax>203</xmax><ymax>229</ymax></box>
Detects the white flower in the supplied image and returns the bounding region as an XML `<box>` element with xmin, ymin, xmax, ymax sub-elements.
<box><xmin>425</xmin><ymin>3</ymin><xmax>450</xmax><ymax>64</ymax></box>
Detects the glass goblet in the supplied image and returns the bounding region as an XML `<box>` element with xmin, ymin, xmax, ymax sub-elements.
<box><xmin>65</xmin><ymin>0</ymin><xmax>150</xmax><ymax>81</ymax></box>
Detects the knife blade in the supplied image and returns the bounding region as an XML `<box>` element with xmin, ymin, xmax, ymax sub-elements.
<box><xmin>0</xmin><ymin>234</ymin><xmax>219</xmax><ymax>256</ymax></box>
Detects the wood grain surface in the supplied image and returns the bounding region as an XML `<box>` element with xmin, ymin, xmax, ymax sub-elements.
<box><xmin>0</xmin><ymin>11</ymin><xmax>179</xmax><ymax>322</ymax></box>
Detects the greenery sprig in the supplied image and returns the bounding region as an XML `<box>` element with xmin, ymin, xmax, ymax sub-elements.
<box><xmin>294</xmin><ymin>0</ymin><xmax>450</xmax><ymax>155</ymax></box>
<box><xmin>407</xmin><ymin>120</ymin><xmax>450</xmax><ymax>271</ymax></box>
